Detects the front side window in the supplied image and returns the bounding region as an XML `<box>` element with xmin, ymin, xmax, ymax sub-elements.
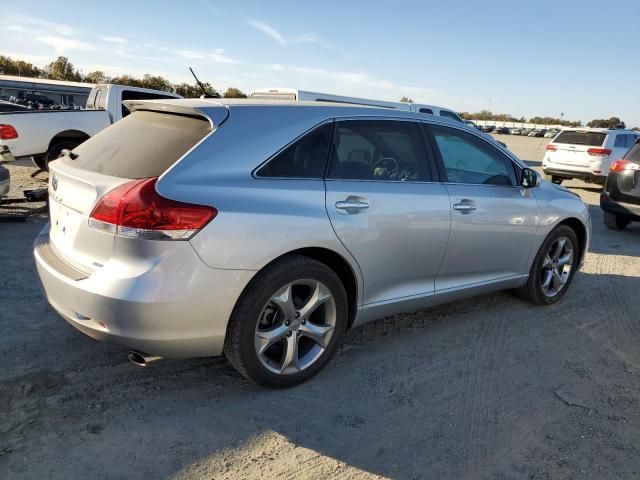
<box><xmin>328</xmin><ymin>120</ymin><xmax>429</xmax><ymax>181</ymax></box>
<box><xmin>430</xmin><ymin>125</ymin><xmax>517</xmax><ymax>186</ymax></box>
<box><xmin>256</xmin><ymin>123</ymin><xmax>332</xmax><ymax>179</ymax></box>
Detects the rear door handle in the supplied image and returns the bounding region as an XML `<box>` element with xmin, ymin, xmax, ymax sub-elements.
<box><xmin>335</xmin><ymin>200</ymin><xmax>369</xmax><ymax>214</ymax></box>
<box><xmin>452</xmin><ymin>201</ymin><xmax>477</xmax><ymax>213</ymax></box>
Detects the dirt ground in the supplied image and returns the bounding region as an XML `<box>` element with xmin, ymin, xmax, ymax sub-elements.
<box><xmin>1</xmin><ymin>136</ymin><xmax>640</xmax><ymax>480</ymax></box>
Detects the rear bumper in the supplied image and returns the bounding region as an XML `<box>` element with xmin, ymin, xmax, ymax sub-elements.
<box><xmin>34</xmin><ymin>225</ymin><xmax>257</xmax><ymax>358</ymax></box>
<box><xmin>542</xmin><ymin>166</ymin><xmax>605</xmax><ymax>183</ymax></box>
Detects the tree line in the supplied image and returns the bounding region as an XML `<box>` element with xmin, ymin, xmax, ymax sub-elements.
<box><xmin>0</xmin><ymin>55</ymin><xmax>247</xmax><ymax>98</ymax></box>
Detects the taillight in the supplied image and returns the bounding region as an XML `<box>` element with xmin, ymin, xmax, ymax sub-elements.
<box><xmin>88</xmin><ymin>177</ymin><xmax>217</xmax><ymax>240</ymax></box>
<box><xmin>546</xmin><ymin>144</ymin><xmax>557</xmax><ymax>151</ymax></box>
<box><xmin>0</xmin><ymin>124</ymin><xmax>18</xmax><ymax>140</ymax></box>
<box><xmin>587</xmin><ymin>148</ymin><xmax>612</xmax><ymax>156</ymax></box>
<box><xmin>610</xmin><ymin>159</ymin><xmax>640</xmax><ymax>172</ymax></box>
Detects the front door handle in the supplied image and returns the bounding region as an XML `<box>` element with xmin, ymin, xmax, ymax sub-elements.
<box><xmin>335</xmin><ymin>199</ymin><xmax>369</xmax><ymax>214</ymax></box>
<box><xmin>452</xmin><ymin>201</ymin><xmax>477</xmax><ymax>213</ymax></box>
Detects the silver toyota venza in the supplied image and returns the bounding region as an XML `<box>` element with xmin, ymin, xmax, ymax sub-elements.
<box><xmin>34</xmin><ymin>99</ymin><xmax>591</xmax><ymax>387</ymax></box>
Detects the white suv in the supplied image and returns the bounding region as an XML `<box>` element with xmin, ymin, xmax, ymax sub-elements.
<box><xmin>543</xmin><ymin>128</ymin><xmax>640</xmax><ymax>184</ymax></box>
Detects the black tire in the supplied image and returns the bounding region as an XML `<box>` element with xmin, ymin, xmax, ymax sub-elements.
<box><xmin>43</xmin><ymin>141</ymin><xmax>80</xmax><ymax>171</ymax></box>
<box><xmin>604</xmin><ymin>210</ymin><xmax>630</xmax><ymax>231</ymax></box>
<box><xmin>543</xmin><ymin>173</ymin><xmax>563</xmax><ymax>185</ymax></box>
<box><xmin>514</xmin><ymin>225</ymin><xmax>579</xmax><ymax>305</ymax></box>
<box><xmin>224</xmin><ymin>255</ymin><xmax>348</xmax><ymax>388</ymax></box>
<box><xmin>32</xmin><ymin>154</ymin><xmax>47</xmax><ymax>171</ymax></box>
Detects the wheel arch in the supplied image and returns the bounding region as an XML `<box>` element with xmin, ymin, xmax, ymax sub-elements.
<box><xmin>253</xmin><ymin>247</ymin><xmax>360</xmax><ymax>330</ymax></box>
<box><xmin>48</xmin><ymin>129</ymin><xmax>91</xmax><ymax>151</ymax></box>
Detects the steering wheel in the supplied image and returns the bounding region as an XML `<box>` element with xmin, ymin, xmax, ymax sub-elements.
<box><xmin>371</xmin><ymin>157</ymin><xmax>399</xmax><ymax>179</ymax></box>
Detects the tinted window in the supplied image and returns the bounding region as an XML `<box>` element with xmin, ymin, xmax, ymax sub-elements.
<box><xmin>257</xmin><ymin>123</ymin><xmax>332</xmax><ymax>179</ymax></box>
<box><xmin>624</xmin><ymin>141</ymin><xmax>640</xmax><ymax>163</ymax></box>
<box><xmin>439</xmin><ymin>110</ymin><xmax>463</xmax><ymax>122</ymax></box>
<box><xmin>121</xmin><ymin>90</ymin><xmax>179</xmax><ymax>117</ymax></box>
<box><xmin>430</xmin><ymin>125</ymin><xmax>517</xmax><ymax>186</ymax></box>
<box><xmin>419</xmin><ymin>108</ymin><xmax>433</xmax><ymax>114</ymax></box>
<box><xmin>65</xmin><ymin>111</ymin><xmax>211</xmax><ymax>179</ymax></box>
<box><xmin>554</xmin><ymin>130</ymin><xmax>606</xmax><ymax>146</ymax></box>
<box><xmin>328</xmin><ymin>120</ymin><xmax>429</xmax><ymax>181</ymax></box>
<box><xmin>614</xmin><ymin>134</ymin><xmax>629</xmax><ymax>148</ymax></box>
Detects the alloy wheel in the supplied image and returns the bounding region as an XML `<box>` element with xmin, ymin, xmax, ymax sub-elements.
<box><xmin>254</xmin><ymin>279</ymin><xmax>337</xmax><ymax>375</ymax></box>
<box><xmin>540</xmin><ymin>236</ymin><xmax>574</xmax><ymax>298</ymax></box>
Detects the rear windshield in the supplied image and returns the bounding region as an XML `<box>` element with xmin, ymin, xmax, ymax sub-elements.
<box><xmin>553</xmin><ymin>130</ymin><xmax>606</xmax><ymax>146</ymax></box>
<box><xmin>64</xmin><ymin>111</ymin><xmax>211</xmax><ymax>178</ymax></box>
<box><xmin>624</xmin><ymin>141</ymin><xmax>640</xmax><ymax>163</ymax></box>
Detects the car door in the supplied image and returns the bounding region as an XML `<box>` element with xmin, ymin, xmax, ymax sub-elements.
<box><xmin>325</xmin><ymin>118</ymin><xmax>451</xmax><ymax>306</ymax></box>
<box><xmin>425</xmin><ymin>123</ymin><xmax>538</xmax><ymax>291</ymax></box>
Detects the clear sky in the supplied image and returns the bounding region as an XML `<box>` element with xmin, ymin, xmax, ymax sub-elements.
<box><xmin>2</xmin><ymin>0</ymin><xmax>639</xmax><ymax>126</ymax></box>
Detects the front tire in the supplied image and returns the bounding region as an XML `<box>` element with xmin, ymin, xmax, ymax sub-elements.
<box><xmin>604</xmin><ymin>211</ymin><xmax>630</xmax><ymax>230</ymax></box>
<box><xmin>515</xmin><ymin>225</ymin><xmax>579</xmax><ymax>305</ymax></box>
<box><xmin>224</xmin><ymin>255</ymin><xmax>348</xmax><ymax>388</ymax></box>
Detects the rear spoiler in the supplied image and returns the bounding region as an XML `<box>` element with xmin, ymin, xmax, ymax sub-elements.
<box><xmin>122</xmin><ymin>100</ymin><xmax>230</xmax><ymax>129</ymax></box>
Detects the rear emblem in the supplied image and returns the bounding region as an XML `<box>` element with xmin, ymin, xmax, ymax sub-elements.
<box><xmin>52</xmin><ymin>175</ymin><xmax>58</xmax><ymax>191</ymax></box>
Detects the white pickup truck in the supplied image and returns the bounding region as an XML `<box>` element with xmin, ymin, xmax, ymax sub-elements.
<box><xmin>0</xmin><ymin>84</ymin><xmax>181</xmax><ymax>170</ymax></box>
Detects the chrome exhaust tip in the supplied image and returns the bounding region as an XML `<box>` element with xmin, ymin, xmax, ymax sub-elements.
<box><xmin>127</xmin><ymin>351</ymin><xmax>162</xmax><ymax>367</ymax></box>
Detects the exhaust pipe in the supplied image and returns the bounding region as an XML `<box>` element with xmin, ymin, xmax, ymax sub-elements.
<box><xmin>127</xmin><ymin>351</ymin><xmax>162</xmax><ymax>367</ymax></box>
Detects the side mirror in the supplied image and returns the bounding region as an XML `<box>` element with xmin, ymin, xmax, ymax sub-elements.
<box><xmin>521</xmin><ymin>168</ymin><xmax>540</xmax><ymax>188</ymax></box>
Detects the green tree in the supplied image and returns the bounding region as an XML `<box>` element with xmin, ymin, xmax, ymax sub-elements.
<box><xmin>223</xmin><ymin>87</ymin><xmax>247</xmax><ymax>98</ymax></box>
<box><xmin>139</xmin><ymin>74</ymin><xmax>173</xmax><ymax>92</ymax></box>
<box><xmin>84</xmin><ymin>70</ymin><xmax>109</xmax><ymax>84</ymax></box>
<box><xmin>0</xmin><ymin>55</ymin><xmax>44</xmax><ymax>77</ymax></box>
<box><xmin>45</xmin><ymin>56</ymin><xmax>81</xmax><ymax>81</ymax></box>
<box><xmin>174</xmin><ymin>82</ymin><xmax>218</xmax><ymax>98</ymax></box>
<box><xmin>399</xmin><ymin>96</ymin><xmax>414</xmax><ymax>103</ymax></box>
<box><xmin>587</xmin><ymin>117</ymin><xmax>625</xmax><ymax>128</ymax></box>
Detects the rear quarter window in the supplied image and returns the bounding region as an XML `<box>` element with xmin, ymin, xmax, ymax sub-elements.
<box><xmin>553</xmin><ymin>131</ymin><xmax>606</xmax><ymax>146</ymax></box>
<box><xmin>63</xmin><ymin>111</ymin><xmax>212</xmax><ymax>178</ymax></box>
<box><xmin>624</xmin><ymin>142</ymin><xmax>640</xmax><ymax>163</ymax></box>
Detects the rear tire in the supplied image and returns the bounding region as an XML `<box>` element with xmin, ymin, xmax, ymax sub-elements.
<box><xmin>604</xmin><ymin>211</ymin><xmax>630</xmax><ymax>231</ymax></box>
<box><xmin>43</xmin><ymin>141</ymin><xmax>80</xmax><ymax>171</ymax></box>
<box><xmin>543</xmin><ymin>173</ymin><xmax>563</xmax><ymax>184</ymax></box>
<box><xmin>224</xmin><ymin>255</ymin><xmax>348</xmax><ymax>388</ymax></box>
<box><xmin>32</xmin><ymin>154</ymin><xmax>47</xmax><ymax>171</ymax></box>
<box><xmin>514</xmin><ymin>225</ymin><xmax>579</xmax><ymax>305</ymax></box>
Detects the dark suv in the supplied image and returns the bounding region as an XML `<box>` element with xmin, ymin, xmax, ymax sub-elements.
<box><xmin>600</xmin><ymin>138</ymin><xmax>640</xmax><ymax>230</ymax></box>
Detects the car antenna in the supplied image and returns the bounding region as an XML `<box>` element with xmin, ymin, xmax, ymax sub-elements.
<box><xmin>189</xmin><ymin>67</ymin><xmax>219</xmax><ymax>98</ymax></box>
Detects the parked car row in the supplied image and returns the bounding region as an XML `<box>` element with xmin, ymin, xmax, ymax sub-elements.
<box><xmin>481</xmin><ymin>125</ymin><xmax>562</xmax><ymax>137</ymax></box>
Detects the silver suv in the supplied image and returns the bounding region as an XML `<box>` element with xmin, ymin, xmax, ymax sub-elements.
<box><xmin>34</xmin><ymin>99</ymin><xmax>591</xmax><ymax>387</ymax></box>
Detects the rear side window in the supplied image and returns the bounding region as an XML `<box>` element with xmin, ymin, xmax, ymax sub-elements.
<box><xmin>624</xmin><ymin>141</ymin><xmax>640</xmax><ymax>163</ymax></box>
<box><xmin>553</xmin><ymin>130</ymin><xmax>606</xmax><ymax>146</ymax></box>
<box><xmin>430</xmin><ymin>125</ymin><xmax>517</xmax><ymax>186</ymax></box>
<box><xmin>419</xmin><ymin>108</ymin><xmax>433</xmax><ymax>114</ymax></box>
<box><xmin>256</xmin><ymin>123</ymin><xmax>332</xmax><ymax>179</ymax></box>
<box><xmin>328</xmin><ymin>120</ymin><xmax>430</xmax><ymax>181</ymax></box>
<box><xmin>64</xmin><ymin>111</ymin><xmax>211</xmax><ymax>178</ymax></box>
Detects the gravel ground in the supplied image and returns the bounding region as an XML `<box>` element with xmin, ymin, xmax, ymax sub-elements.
<box><xmin>1</xmin><ymin>136</ymin><xmax>640</xmax><ymax>479</ymax></box>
